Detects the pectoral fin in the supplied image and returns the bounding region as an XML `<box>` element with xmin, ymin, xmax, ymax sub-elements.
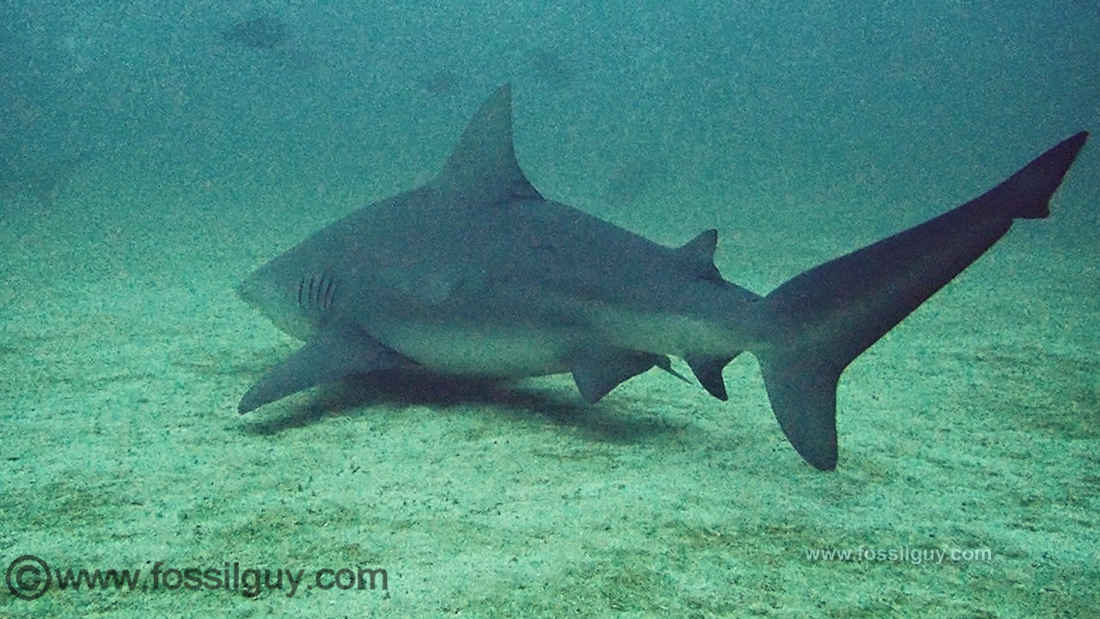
<box><xmin>238</xmin><ymin>327</ymin><xmax>402</xmax><ymax>413</ymax></box>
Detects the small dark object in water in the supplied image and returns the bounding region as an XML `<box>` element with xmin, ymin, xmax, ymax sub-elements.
<box><xmin>223</xmin><ymin>16</ymin><xmax>289</xmax><ymax>49</ymax></box>
<box><xmin>419</xmin><ymin>70</ymin><xmax>460</xmax><ymax>95</ymax></box>
<box><xmin>0</xmin><ymin>151</ymin><xmax>92</xmax><ymax>207</ymax></box>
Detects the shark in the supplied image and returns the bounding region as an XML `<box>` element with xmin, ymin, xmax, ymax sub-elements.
<box><xmin>237</xmin><ymin>84</ymin><xmax>1087</xmax><ymax>470</ymax></box>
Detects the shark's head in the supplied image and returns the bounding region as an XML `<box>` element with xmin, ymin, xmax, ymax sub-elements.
<box><xmin>237</xmin><ymin>264</ymin><xmax>321</xmax><ymax>341</ymax></box>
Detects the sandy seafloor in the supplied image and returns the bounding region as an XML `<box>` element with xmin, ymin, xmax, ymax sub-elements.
<box><xmin>2</xmin><ymin>3</ymin><xmax>1099</xmax><ymax>617</ymax></box>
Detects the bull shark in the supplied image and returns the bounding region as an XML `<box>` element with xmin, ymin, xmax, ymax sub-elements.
<box><xmin>237</xmin><ymin>84</ymin><xmax>1087</xmax><ymax>470</ymax></box>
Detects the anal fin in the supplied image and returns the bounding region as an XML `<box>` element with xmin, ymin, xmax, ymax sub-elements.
<box><xmin>685</xmin><ymin>354</ymin><xmax>737</xmax><ymax>401</ymax></box>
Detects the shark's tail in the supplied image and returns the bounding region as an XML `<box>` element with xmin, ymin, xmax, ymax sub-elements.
<box><xmin>750</xmin><ymin>131</ymin><xmax>1088</xmax><ymax>470</ymax></box>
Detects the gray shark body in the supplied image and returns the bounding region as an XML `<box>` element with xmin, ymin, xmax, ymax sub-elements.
<box><xmin>238</xmin><ymin>85</ymin><xmax>1087</xmax><ymax>469</ymax></box>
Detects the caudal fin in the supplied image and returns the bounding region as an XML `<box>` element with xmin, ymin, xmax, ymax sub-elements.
<box><xmin>754</xmin><ymin>132</ymin><xmax>1088</xmax><ymax>470</ymax></box>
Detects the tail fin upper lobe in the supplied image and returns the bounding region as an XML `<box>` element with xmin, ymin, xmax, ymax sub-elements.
<box><xmin>754</xmin><ymin>132</ymin><xmax>1088</xmax><ymax>470</ymax></box>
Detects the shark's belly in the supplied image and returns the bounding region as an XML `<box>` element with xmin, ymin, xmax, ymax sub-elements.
<box><xmin>372</xmin><ymin>322</ymin><xmax>581</xmax><ymax>378</ymax></box>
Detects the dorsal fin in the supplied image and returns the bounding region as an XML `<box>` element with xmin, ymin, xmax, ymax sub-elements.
<box><xmin>677</xmin><ymin>229</ymin><xmax>723</xmax><ymax>282</ymax></box>
<box><xmin>435</xmin><ymin>84</ymin><xmax>542</xmax><ymax>204</ymax></box>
